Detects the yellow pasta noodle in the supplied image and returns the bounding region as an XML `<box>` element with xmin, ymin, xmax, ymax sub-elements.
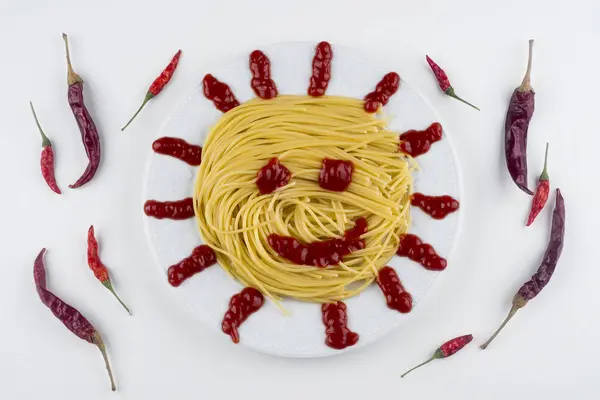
<box><xmin>194</xmin><ymin>95</ymin><xmax>412</xmax><ymax>303</ymax></box>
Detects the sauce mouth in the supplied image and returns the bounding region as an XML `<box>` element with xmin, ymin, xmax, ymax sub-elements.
<box><xmin>267</xmin><ymin>217</ymin><xmax>368</xmax><ymax>268</ymax></box>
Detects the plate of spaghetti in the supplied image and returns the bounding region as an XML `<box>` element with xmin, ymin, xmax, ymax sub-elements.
<box><xmin>143</xmin><ymin>41</ymin><xmax>462</xmax><ymax>357</ymax></box>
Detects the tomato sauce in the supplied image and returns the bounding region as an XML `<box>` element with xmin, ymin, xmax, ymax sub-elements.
<box><xmin>152</xmin><ymin>137</ymin><xmax>202</xmax><ymax>166</ymax></box>
<box><xmin>268</xmin><ymin>218</ymin><xmax>367</xmax><ymax>268</ymax></box>
<box><xmin>167</xmin><ymin>245</ymin><xmax>217</xmax><ymax>287</ymax></box>
<box><xmin>399</xmin><ymin>122</ymin><xmax>443</xmax><ymax>157</ymax></box>
<box><xmin>250</xmin><ymin>50</ymin><xmax>278</xmax><ymax>100</ymax></box>
<box><xmin>203</xmin><ymin>74</ymin><xmax>240</xmax><ymax>112</ymax></box>
<box><xmin>144</xmin><ymin>198</ymin><xmax>195</xmax><ymax>220</ymax></box>
<box><xmin>397</xmin><ymin>234</ymin><xmax>447</xmax><ymax>271</ymax></box>
<box><xmin>222</xmin><ymin>287</ymin><xmax>265</xmax><ymax>344</ymax></box>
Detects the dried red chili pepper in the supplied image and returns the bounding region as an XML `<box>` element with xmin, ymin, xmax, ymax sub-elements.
<box><xmin>29</xmin><ymin>102</ymin><xmax>61</xmax><ymax>194</ymax></box>
<box><xmin>87</xmin><ymin>226</ymin><xmax>131</xmax><ymax>315</ymax></box>
<box><xmin>62</xmin><ymin>34</ymin><xmax>102</xmax><ymax>189</ymax></box>
<box><xmin>526</xmin><ymin>143</ymin><xmax>550</xmax><ymax>226</ymax></box>
<box><xmin>481</xmin><ymin>189</ymin><xmax>565</xmax><ymax>349</ymax></box>
<box><xmin>121</xmin><ymin>49</ymin><xmax>182</xmax><ymax>131</ymax></box>
<box><xmin>505</xmin><ymin>40</ymin><xmax>536</xmax><ymax>195</ymax></box>
<box><xmin>426</xmin><ymin>55</ymin><xmax>479</xmax><ymax>110</ymax></box>
<box><xmin>401</xmin><ymin>334</ymin><xmax>473</xmax><ymax>378</ymax></box>
<box><xmin>34</xmin><ymin>248</ymin><xmax>116</xmax><ymax>391</ymax></box>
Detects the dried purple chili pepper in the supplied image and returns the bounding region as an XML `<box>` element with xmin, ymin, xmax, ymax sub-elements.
<box><xmin>62</xmin><ymin>33</ymin><xmax>102</xmax><ymax>189</ymax></box>
<box><xmin>505</xmin><ymin>40</ymin><xmax>535</xmax><ymax>195</ymax></box>
<box><xmin>481</xmin><ymin>189</ymin><xmax>565</xmax><ymax>349</ymax></box>
<box><xmin>34</xmin><ymin>249</ymin><xmax>116</xmax><ymax>391</ymax></box>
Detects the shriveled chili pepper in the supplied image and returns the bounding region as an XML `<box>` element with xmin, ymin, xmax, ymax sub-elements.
<box><xmin>425</xmin><ymin>55</ymin><xmax>479</xmax><ymax>111</ymax></box>
<box><xmin>34</xmin><ymin>248</ymin><xmax>116</xmax><ymax>391</ymax></box>
<box><xmin>526</xmin><ymin>143</ymin><xmax>550</xmax><ymax>226</ymax></box>
<box><xmin>87</xmin><ymin>226</ymin><xmax>131</xmax><ymax>315</ymax></box>
<box><xmin>481</xmin><ymin>189</ymin><xmax>565</xmax><ymax>349</ymax></box>
<box><xmin>122</xmin><ymin>50</ymin><xmax>182</xmax><ymax>131</ymax></box>
<box><xmin>29</xmin><ymin>102</ymin><xmax>61</xmax><ymax>194</ymax></box>
<box><xmin>62</xmin><ymin>34</ymin><xmax>102</xmax><ymax>189</ymax></box>
<box><xmin>401</xmin><ymin>334</ymin><xmax>473</xmax><ymax>378</ymax></box>
<box><xmin>505</xmin><ymin>40</ymin><xmax>536</xmax><ymax>195</ymax></box>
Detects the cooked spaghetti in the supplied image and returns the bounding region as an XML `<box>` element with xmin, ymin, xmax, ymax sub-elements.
<box><xmin>194</xmin><ymin>95</ymin><xmax>412</xmax><ymax>303</ymax></box>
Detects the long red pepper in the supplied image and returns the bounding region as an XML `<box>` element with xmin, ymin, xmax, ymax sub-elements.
<box><xmin>481</xmin><ymin>190</ymin><xmax>565</xmax><ymax>349</ymax></box>
<box><xmin>121</xmin><ymin>50</ymin><xmax>182</xmax><ymax>131</ymax></box>
<box><xmin>63</xmin><ymin>33</ymin><xmax>102</xmax><ymax>189</ymax></box>
<box><xmin>401</xmin><ymin>334</ymin><xmax>473</xmax><ymax>378</ymax></box>
<box><xmin>526</xmin><ymin>143</ymin><xmax>550</xmax><ymax>226</ymax></box>
<box><xmin>29</xmin><ymin>102</ymin><xmax>61</xmax><ymax>194</ymax></box>
<box><xmin>87</xmin><ymin>226</ymin><xmax>131</xmax><ymax>315</ymax></box>
<box><xmin>426</xmin><ymin>55</ymin><xmax>479</xmax><ymax>111</ymax></box>
<box><xmin>35</xmin><ymin>249</ymin><xmax>116</xmax><ymax>391</ymax></box>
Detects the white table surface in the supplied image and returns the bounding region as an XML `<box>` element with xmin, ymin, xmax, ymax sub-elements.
<box><xmin>2</xmin><ymin>0</ymin><xmax>599</xmax><ymax>398</ymax></box>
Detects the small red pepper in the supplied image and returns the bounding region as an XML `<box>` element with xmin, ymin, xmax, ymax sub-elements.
<box><xmin>426</xmin><ymin>55</ymin><xmax>479</xmax><ymax>111</ymax></box>
<box><xmin>122</xmin><ymin>50</ymin><xmax>182</xmax><ymax>131</ymax></box>
<box><xmin>526</xmin><ymin>143</ymin><xmax>550</xmax><ymax>226</ymax></box>
<box><xmin>29</xmin><ymin>102</ymin><xmax>61</xmax><ymax>194</ymax></box>
<box><xmin>401</xmin><ymin>334</ymin><xmax>473</xmax><ymax>378</ymax></box>
<box><xmin>87</xmin><ymin>226</ymin><xmax>131</xmax><ymax>315</ymax></box>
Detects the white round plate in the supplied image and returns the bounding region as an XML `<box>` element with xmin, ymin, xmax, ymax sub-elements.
<box><xmin>143</xmin><ymin>42</ymin><xmax>462</xmax><ymax>357</ymax></box>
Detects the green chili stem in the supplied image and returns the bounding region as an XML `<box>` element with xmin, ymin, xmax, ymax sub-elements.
<box><xmin>92</xmin><ymin>332</ymin><xmax>116</xmax><ymax>392</ymax></box>
<box><xmin>480</xmin><ymin>295</ymin><xmax>527</xmax><ymax>349</ymax></box>
<box><xmin>401</xmin><ymin>354</ymin><xmax>439</xmax><ymax>378</ymax></box>
<box><xmin>121</xmin><ymin>92</ymin><xmax>153</xmax><ymax>131</ymax></box>
<box><xmin>518</xmin><ymin>39</ymin><xmax>534</xmax><ymax>92</ymax></box>
<box><xmin>102</xmin><ymin>280</ymin><xmax>131</xmax><ymax>315</ymax></box>
<box><xmin>540</xmin><ymin>143</ymin><xmax>549</xmax><ymax>181</ymax></box>
<box><xmin>445</xmin><ymin>88</ymin><xmax>480</xmax><ymax>111</ymax></box>
<box><xmin>29</xmin><ymin>102</ymin><xmax>51</xmax><ymax>147</ymax></box>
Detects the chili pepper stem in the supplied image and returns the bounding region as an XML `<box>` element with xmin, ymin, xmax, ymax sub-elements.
<box><xmin>92</xmin><ymin>332</ymin><xmax>116</xmax><ymax>392</ymax></box>
<box><xmin>480</xmin><ymin>295</ymin><xmax>527</xmax><ymax>349</ymax></box>
<box><xmin>102</xmin><ymin>280</ymin><xmax>132</xmax><ymax>315</ymax></box>
<box><xmin>445</xmin><ymin>88</ymin><xmax>480</xmax><ymax>111</ymax></box>
<box><xmin>540</xmin><ymin>142</ymin><xmax>549</xmax><ymax>181</ymax></box>
<box><xmin>62</xmin><ymin>33</ymin><xmax>83</xmax><ymax>86</ymax></box>
<box><xmin>401</xmin><ymin>350</ymin><xmax>442</xmax><ymax>378</ymax></box>
<box><xmin>121</xmin><ymin>92</ymin><xmax>154</xmax><ymax>131</ymax></box>
<box><xmin>29</xmin><ymin>102</ymin><xmax>52</xmax><ymax>147</ymax></box>
<box><xmin>518</xmin><ymin>39</ymin><xmax>534</xmax><ymax>92</ymax></box>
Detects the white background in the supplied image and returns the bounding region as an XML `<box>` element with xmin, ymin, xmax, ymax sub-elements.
<box><xmin>1</xmin><ymin>0</ymin><xmax>599</xmax><ymax>399</ymax></box>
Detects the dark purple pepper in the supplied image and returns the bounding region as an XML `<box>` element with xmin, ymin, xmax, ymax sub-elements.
<box><xmin>481</xmin><ymin>189</ymin><xmax>565</xmax><ymax>349</ymax></box>
<box><xmin>34</xmin><ymin>248</ymin><xmax>116</xmax><ymax>391</ymax></box>
<box><xmin>505</xmin><ymin>40</ymin><xmax>535</xmax><ymax>195</ymax></box>
<box><xmin>62</xmin><ymin>34</ymin><xmax>102</xmax><ymax>189</ymax></box>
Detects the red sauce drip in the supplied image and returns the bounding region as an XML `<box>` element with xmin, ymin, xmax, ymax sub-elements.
<box><xmin>399</xmin><ymin>122</ymin><xmax>443</xmax><ymax>157</ymax></box>
<box><xmin>268</xmin><ymin>218</ymin><xmax>367</xmax><ymax>268</ymax></box>
<box><xmin>167</xmin><ymin>245</ymin><xmax>217</xmax><ymax>287</ymax></box>
<box><xmin>202</xmin><ymin>74</ymin><xmax>240</xmax><ymax>112</ymax></box>
<box><xmin>397</xmin><ymin>234</ymin><xmax>447</xmax><ymax>271</ymax></box>
<box><xmin>377</xmin><ymin>266</ymin><xmax>412</xmax><ymax>313</ymax></box>
<box><xmin>152</xmin><ymin>137</ymin><xmax>202</xmax><ymax>166</ymax></box>
<box><xmin>322</xmin><ymin>302</ymin><xmax>359</xmax><ymax>350</ymax></box>
<box><xmin>222</xmin><ymin>287</ymin><xmax>265</xmax><ymax>344</ymax></box>
<box><xmin>256</xmin><ymin>158</ymin><xmax>291</xmax><ymax>194</ymax></box>
<box><xmin>144</xmin><ymin>198</ymin><xmax>194</xmax><ymax>220</ymax></box>
<box><xmin>319</xmin><ymin>159</ymin><xmax>354</xmax><ymax>192</ymax></box>
<box><xmin>364</xmin><ymin>72</ymin><xmax>400</xmax><ymax>113</ymax></box>
<box><xmin>250</xmin><ymin>50</ymin><xmax>278</xmax><ymax>100</ymax></box>
<box><xmin>308</xmin><ymin>41</ymin><xmax>333</xmax><ymax>97</ymax></box>
<box><xmin>411</xmin><ymin>193</ymin><xmax>460</xmax><ymax>220</ymax></box>
<box><xmin>344</xmin><ymin>217</ymin><xmax>367</xmax><ymax>239</ymax></box>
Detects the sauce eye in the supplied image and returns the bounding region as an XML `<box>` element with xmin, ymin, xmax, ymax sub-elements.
<box><xmin>319</xmin><ymin>159</ymin><xmax>354</xmax><ymax>192</ymax></box>
<box><xmin>256</xmin><ymin>157</ymin><xmax>291</xmax><ymax>194</ymax></box>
